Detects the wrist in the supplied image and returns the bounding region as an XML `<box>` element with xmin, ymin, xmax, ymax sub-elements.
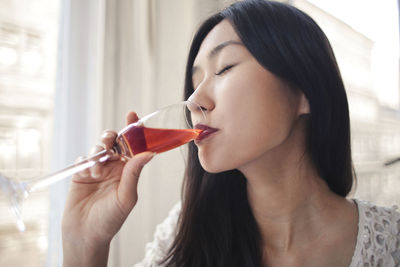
<box><xmin>62</xmin><ymin>237</ymin><xmax>111</xmax><ymax>267</ymax></box>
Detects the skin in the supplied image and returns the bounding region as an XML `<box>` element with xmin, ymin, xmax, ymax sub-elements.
<box><xmin>189</xmin><ymin>20</ymin><xmax>359</xmax><ymax>266</ymax></box>
<box><xmin>62</xmin><ymin>112</ymin><xmax>154</xmax><ymax>267</ymax></box>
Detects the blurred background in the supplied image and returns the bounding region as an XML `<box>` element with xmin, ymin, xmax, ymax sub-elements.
<box><xmin>0</xmin><ymin>0</ymin><xmax>399</xmax><ymax>266</ymax></box>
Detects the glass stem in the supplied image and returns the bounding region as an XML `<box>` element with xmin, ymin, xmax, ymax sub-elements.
<box><xmin>25</xmin><ymin>149</ymin><xmax>115</xmax><ymax>193</ymax></box>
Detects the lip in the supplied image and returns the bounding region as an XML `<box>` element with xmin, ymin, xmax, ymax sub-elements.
<box><xmin>194</xmin><ymin>124</ymin><xmax>219</xmax><ymax>142</ymax></box>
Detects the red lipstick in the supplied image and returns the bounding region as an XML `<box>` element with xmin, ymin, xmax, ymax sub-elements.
<box><xmin>194</xmin><ymin>124</ymin><xmax>219</xmax><ymax>142</ymax></box>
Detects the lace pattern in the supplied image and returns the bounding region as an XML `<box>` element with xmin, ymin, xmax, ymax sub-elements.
<box><xmin>350</xmin><ymin>199</ymin><xmax>400</xmax><ymax>267</ymax></box>
<box><xmin>134</xmin><ymin>202</ymin><xmax>181</xmax><ymax>267</ymax></box>
<box><xmin>135</xmin><ymin>199</ymin><xmax>400</xmax><ymax>267</ymax></box>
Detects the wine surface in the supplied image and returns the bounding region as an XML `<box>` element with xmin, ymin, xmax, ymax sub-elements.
<box><xmin>116</xmin><ymin>126</ymin><xmax>202</xmax><ymax>156</ymax></box>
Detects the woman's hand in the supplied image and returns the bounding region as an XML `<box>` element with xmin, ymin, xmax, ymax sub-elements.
<box><xmin>62</xmin><ymin>112</ymin><xmax>154</xmax><ymax>267</ymax></box>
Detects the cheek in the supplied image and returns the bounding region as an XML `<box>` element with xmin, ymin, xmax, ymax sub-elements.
<box><xmin>198</xmin><ymin>102</ymin><xmax>292</xmax><ymax>174</ymax></box>
<box><xmin>203</xmin><ymin>110</ymin><xmax>298</xmax><ymax>173</ymax></box>
<box><xmin>197</xmin><ymin>66</ymin><xmax>300</xmax><ymax>172</ymax></box>
<box><xmin>199</xmin><ymin>116</ymin><xmax>295</xmax><ymax>173</ymax></box>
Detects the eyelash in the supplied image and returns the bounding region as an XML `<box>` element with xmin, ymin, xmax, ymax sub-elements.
<box><xmin>193</xmin><ymin>64</ymin><xmax>236</xmax><ymax>89</ymax></box>
<box><xmin>215</xmin><ymin>64</ymin><xmax>235</xmax><ymax>76</ymax></box>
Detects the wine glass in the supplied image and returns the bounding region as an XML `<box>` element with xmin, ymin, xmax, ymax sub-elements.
<box><xmin>0</xmin><ymin>100</ymin><xmax>205</xmax><ymax>232</ymax></box>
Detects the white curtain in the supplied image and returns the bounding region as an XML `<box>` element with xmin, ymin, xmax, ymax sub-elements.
<box><xmin>46</xmin><ymin>0</ymin><xmax>106</xmax><ymax>266</ymax></box>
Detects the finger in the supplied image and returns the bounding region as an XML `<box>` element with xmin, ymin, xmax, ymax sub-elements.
<box><xmin>90</xmin><ymin>145</ymin><xmax>104</xmax><ymax>179</ymax></box>
<box><xmin>101</xmin><ymin>130</ymin><xmax>117</xmax><ymax>150</ymax></box>
<box><xmin>126</xmin><ymin>111</ymin><xmax>139</xmax><ymax>126</ymax></box>
<box><xmin>100</xmin><ymin>131</ymin><xmax>121</xmax><ymax>161</ymax></box>
<box><xmin>117</xmin><ymin>152</ymin><xmax>155</xmax><ymax>208</ymax></box>
<box><xmin>74</xmin><ymin>156</ymin><xmax>90</xmax><ymax>178</ymax></box>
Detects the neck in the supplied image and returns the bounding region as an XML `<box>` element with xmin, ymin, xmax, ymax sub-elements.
<box><xmin>238</xmin><ymin>118</ymin><xmax>343</xmax><ymax>252</ymax></box>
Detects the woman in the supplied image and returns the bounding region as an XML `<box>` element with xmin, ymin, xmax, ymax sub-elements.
<box><xmin>62</xmin><ymin>1</ymin><xmax>400</xmax><ymax>266</ymax></box>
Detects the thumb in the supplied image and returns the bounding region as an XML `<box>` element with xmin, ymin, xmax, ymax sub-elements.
<box><xmin>118</xmin><ymin>152</ymin><xmax>155</xmax><ymax>208</ymax></box>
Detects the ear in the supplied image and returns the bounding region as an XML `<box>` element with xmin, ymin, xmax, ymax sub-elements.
<box><xmin>297</xmin><ymin>93</ymin><xmax>310</xmax><ymax>116</ymax></box>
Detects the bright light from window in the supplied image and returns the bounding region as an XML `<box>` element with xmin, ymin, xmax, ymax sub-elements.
<box><xmin>18</xmin><ymin>129</ymin><xmax>41</xmax><ymax>155</ymax></box>
<box><xmin>308</xmin><ymin>0</ymin><xmax>399</xmax><ymax>108</ymax></box>
<box><xmin>0</xmin><ymin>142</ymin><xmax>15</xmax><ymax>160</ymax></box>
<box><xmin>21</xmin><ymin>50</ymin><xmax>42</xmax><ymax>74</ymax></box>
<box><xmin>0</xmin><ymin>47</ymin><xmax>18</xmax><ymax>66</ymax></box>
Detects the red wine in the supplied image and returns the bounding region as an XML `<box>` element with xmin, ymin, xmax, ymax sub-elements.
<box><xmin>115</xmin><ymin>125</ymin><xmax>202</xmax><ymax>157</ymax></box>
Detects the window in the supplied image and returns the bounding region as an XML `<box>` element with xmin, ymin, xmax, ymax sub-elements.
<box><xmin>0</xmin><ymin>0</ymin><xmax>59</xmax><ymax>266</ymax></box>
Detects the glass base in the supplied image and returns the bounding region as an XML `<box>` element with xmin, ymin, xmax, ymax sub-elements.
<box><xmin>0</xmin><ymin>174</ymin><xmax>28</xmax><ymax>232</ymax></box>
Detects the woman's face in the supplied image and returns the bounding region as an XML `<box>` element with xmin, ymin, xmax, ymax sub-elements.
<box><xmin>189</xmin><ymin>20</ymin><xmax>308</xmax><ymax>173</ymax></box>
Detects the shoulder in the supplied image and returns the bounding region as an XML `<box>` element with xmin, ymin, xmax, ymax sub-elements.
<box><xmin>351</xmin><ymin>199</ymin><xmax>400</xmax><ymax>266</ymax></box>
<box><xmin>134</xmin><ymin>201</ymin><xmax>182</xmax><ymax>267</ymax></box>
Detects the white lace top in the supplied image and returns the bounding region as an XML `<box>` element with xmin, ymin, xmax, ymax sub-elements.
<box><xmin>134</xmin><ymin>199</ymin><xmax>400</xmax><ymax>266</ymax></box>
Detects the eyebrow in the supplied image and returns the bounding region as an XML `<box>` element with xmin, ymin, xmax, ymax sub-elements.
<box><xmin>209</xmin><ymin>40</ymin><xmax>243</xmax><ymax>58</ymax></box>
<box><xmin>192</xmin><ymin>40</ymin><xmax>243</xmax><ymax>74</ymax></box>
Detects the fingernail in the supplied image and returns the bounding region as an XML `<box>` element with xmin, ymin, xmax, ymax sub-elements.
<box><xmin>102</xmin><ymin>132</ymin><xmax>114</xmax><ymax>139</ymax></box>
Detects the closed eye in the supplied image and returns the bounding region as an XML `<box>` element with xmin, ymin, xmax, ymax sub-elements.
<box><xmin>215</xmin><ymin>64</ymin><xmax>235</xmax><ymax>76</ymax></box>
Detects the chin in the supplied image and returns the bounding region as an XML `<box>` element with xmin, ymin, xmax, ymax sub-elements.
<box><xmin>199</xmin><ymin>157</ymin><xmax>237</xmax><ymax>174</ymax></box>
<box><xmin>199</xmin><ymin>161</ymin><xmax>219</xmax><ymax>173</ymax></box>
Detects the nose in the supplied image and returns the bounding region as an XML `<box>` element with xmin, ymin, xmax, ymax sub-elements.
<box><xmin>187</xmin><ymin>72</ymin><xmax>215</xmax><ymax>125</ymax></box>
<box><xmin>186</xmin><ymin>99</ymin><xmax>205</xmax><ymax>113</ymax></box>
<box><xmin>187</xmin><ymin>81</ymin><xmax>215</xmax><ymax>113</ymax></box>
<box><xmin>186</xmin><ymin>98</ymin><xmax>207</xmax><ymax>125</ymax></box>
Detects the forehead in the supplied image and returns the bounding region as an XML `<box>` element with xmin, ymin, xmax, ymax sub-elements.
<box><xmin>195</xmin><ymin>19</ymin><xmax>240</xmax><ymax>59</ymax></box>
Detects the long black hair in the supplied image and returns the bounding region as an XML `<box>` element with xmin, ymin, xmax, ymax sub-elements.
<box><xmin>161</xmin><ymin>1</ymin><xmax>354</xmax><ymax>266</ymax></box>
